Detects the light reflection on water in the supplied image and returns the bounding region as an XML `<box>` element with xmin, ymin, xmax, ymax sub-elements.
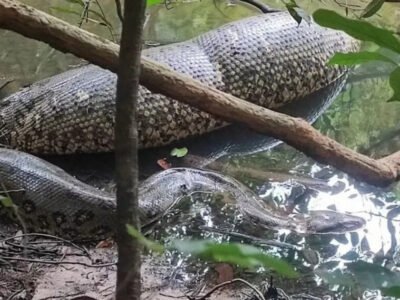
<box><xmin>144</xmin><ymin>140</ymin><xmax>400</xmax><ymax>298</ymax></box>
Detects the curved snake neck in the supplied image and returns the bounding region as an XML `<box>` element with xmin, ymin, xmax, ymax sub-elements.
<box><xmin>0</xmin><ymin>12</ymin><xmax>363</xmax><ymax>238</ymax></box>
<box><xmin>0</xmin><ymin>149</ymin><xmax>365</xmax><ymax>238</ymax></box>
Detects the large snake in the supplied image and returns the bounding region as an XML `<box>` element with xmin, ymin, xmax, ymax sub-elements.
<box><xmin>0</xmin><ymin>12</ymin><xmax>363</xmax><ymax>238</ymax></box>
<box><xmin>0</xmin><ymin>148</ymin><xmax>365</xmax><ymax>238</ymax></box>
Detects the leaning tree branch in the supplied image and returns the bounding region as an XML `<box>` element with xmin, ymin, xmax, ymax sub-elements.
<box><xmin>0</xmin><ymin>0</ymin><xmax>399</xmax><ymax>186</ymax></box>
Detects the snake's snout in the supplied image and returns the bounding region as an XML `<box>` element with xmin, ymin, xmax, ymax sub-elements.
<box><xmin>307</xmin><ymin>210</ymin><xmax>366</xmax><ymax>234</ymax></box>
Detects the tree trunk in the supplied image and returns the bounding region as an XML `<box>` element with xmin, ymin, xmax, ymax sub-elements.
<box><xmin>115</xmin><ymin>0</ymin><xmax>146</xmax><ymax>299</ymax></box>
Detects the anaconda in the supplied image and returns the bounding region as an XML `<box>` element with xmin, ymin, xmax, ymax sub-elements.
<box><xmin>0</xmin><ymin>12</ymin><xmax>362</xmax><ymax>237</ymax></box>
<box><xmin>0</xmin><ymin>12</ymin><xmax>358</xmax><ymax>154</ymax></box>
<box><xmin>0</xmin><ymin>149</ymin><xmax>365</xmax><ymax>238</ymax></box>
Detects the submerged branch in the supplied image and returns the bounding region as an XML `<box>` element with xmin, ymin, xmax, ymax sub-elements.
<box><xmin>0</xmin><ymin>0</ymin><xmax>399</xmax><ymax>186</ymax></box>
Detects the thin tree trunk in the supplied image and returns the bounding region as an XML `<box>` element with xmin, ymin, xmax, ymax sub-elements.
<box><xmin>115</xmin><ymin>0</ymin><xmax>146</xmax><ymax>299</ymax></box>
<box><xmin>0</xmin><ymin>0</ymin><xmax>400</xmax><ymax>186</ymax></box>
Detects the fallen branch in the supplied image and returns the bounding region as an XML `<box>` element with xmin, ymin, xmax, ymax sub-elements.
<box><xmin>187</xmin><ymin>278</ymin><xmax>266</xmax><ymax>300</ymax></box>
<box><xmin>0</xmin><ymin>0</ymin><xmax>399</xmax><ymax>186</ymax></box>
<box><xmin>0</xmin><ymin>255</ymin><xmax>115</xmax><ymax>268</ymax></box>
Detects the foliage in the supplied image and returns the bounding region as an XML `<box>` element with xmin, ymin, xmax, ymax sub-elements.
<box><xmin>127</xmin><ymin>226</ymin><xmax>297</xmax><ymax>278</ymax></box>
<box><xmin>170</xmin><ymin>147</ymin><xmax>188</xmax><ymax>157</ymax></box>
<box><xmin>0</xmin><ymin>195</ymin><xmax>14</xmax><ymax>208</ymax></box>
<box><xmin>147</xmin><ymin>0</ymin><xmax>163</xmax><ymax>7</ymax></box>
<box><xmin>316</xmin><ymin>261</ymin><xmax>400</xmax><ymax>297</ymax></box>
<box><xmin>388</xmin><ymin>67</ymin><xmax>400</xmax><ymax>102</ymax></box>
<box><xmin>281</xmin><ymin>0</ymin><xmax>311</xmax><ymax>25</ymax></box>
<box><xmin>382</xmin><ymin>286</ymin><xmax>400</xmax><ymax>298</ymax></box>
<box><xmin>327</xmin><ymin>51</ymin><xmax>395</xmax><ymax>65</ymax></box>
<box><xmin>313</xmin><ymin>10</ymin><xmax>400</xmax><ymax>53</ymax></box>
<box><xmin>361</xmin><ymin>0</ymin><xmax>385</xmax><ymax>18</ymax></box>
<box><xmin>126</xmin><ymin>224</ymin><xmax>164</xmax><ymax>253</ymax></box>
<box><xmin>54</xmin><ymin>0</ymin><xmax>117</xmax><ymax>40</ymax></box>
<box><xmin>313</xmin><ymin>9</ymin><xmax>400</xmax><ymax>102</ymax></box>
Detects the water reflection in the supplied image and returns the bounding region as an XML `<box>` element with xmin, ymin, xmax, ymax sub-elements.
<box><xmin>142</xmin><ymin>156</ymin><xmax>400</xmax><ymax>298</ymax></box>
<box><xmin>226</xmin><ymin>147</ymin><xmax>400</xmax><ymax>298</ymax></box>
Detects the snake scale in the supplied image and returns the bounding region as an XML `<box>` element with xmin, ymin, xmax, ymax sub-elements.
<box><xmin>0</xmin><ymin>12</ymin><xmax>364</xmax><ymax>238</ymax></box>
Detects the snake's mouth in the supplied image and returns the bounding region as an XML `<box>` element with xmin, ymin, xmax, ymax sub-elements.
<box><xmin>305</xmin><ymin>210</ymin><xmax>366</xmax><ymax>234</ymax></box>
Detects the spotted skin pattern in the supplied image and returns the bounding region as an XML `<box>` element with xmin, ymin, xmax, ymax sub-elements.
<box><xmin>0</xmin><ymin>149</ymin><xmax>365</xmax><ymax>239</ymax></box>
<box><xmin>0</xmin><ymin>12</ymin><xmax>357</xmax><ymax>155</ymax></box>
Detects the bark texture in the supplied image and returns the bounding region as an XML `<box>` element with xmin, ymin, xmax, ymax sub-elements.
<box><xmin>114</xmin><ymin>0</ymin><xmax>146</xmax><ymax>299</ymax></box>
<box><xmin>0</xmin><ymin>0</ymin><xmax>399</xmax><ymax>186</ymax></box>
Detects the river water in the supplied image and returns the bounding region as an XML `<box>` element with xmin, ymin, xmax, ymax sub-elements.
<box><xmin>1</xmin><ymin>0</ymin><xmax>400</xmax><ymax>299</ymax></box>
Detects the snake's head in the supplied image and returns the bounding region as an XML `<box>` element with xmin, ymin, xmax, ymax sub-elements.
<box><xmin>306</xmin><ymin>210</ymin><xmax>366</xmax><ymax>234</ymax></box>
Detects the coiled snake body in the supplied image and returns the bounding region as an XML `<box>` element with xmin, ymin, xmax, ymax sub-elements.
<box><xmin>0</xmin><ymin>12</ymin><xmax>364</xmax><ymax>238</ymax></box>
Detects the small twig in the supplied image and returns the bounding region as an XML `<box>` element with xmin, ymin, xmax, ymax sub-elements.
<box><xmin>78</xmin><ymin>0</ymin><xmax>91</xmax><ymax>27</ymax></box>
<box><xmin>199</xmin><ymin>226</ymin><xmax>301</xmax><ymax>250</ymax></box>
<box><xmin>4</xmin><ymin>240</ymin><xmax>57</xmax><ymax>256</ymax></box>
<box><xmin>93</xmin><ymin>0</ymin><xmax>115</xmax><ymax>41</ymax></box>
<box><xmin>34</xmin><ymin>48</ymin><xmax>56</xmax><ymax>75</ymax></box>
<box><xmin>6</xmin><ymin>288</ymin><xmax>25</xmax><ymax>300</ymax></box>
<box><xmin>99</xmin><ymin>285</ymin><xmax>115</xmax><ymax>293</ymax></box>
<box><xmin>349</xmin><ymin>211</ymin><xmax>400</xmax><ymax>222</ymax></box>
<box><xmin>290</xmin><ymin>293</ymin><xmax>321</xmax><ymax>300</ymax></box>
<box><xmin>187</xmin><ymin>278</ymin><xmax>266</xmax><ymax>300</ymax></box>
<box><xmin>164</xmin><ymin>0</ymin><xmax>175</xmax><ymax>10</ymax></box>
<box><xmin>0</xmin><ymin>256</ymin><xmax>13</xmax><ymax>266</ymax></box>
<box><xmin>158</xmin><ymin>293</ymin><xmax>187</xmax><ymax>299</ymax></box>
<box><xmin>0</xmin><ymin>233</ymin><xmax>90</xmax><ymax>257</ymax></box>
<box><xmin>0</xmin><ymin>181</ymin><xmax>28</xmax><ymax>245</ymax></box>
<box><xmin>277</xmin><ymin>288</ymin><xmax>291</xmax><ymax>300</ymax></box>
<box><xmin>238</xmin><ymin>0</ymin><xmax>280</xmax><ymax>13</ymax></box>
<box><xmin>0</xmin><ymin>188</ymin><xmax>25</xmax><ymax>194</ymax></box>
<box><xmin>0</xmin><ymin>255</ymin><xmax>115</xmax><ymax>268</ymax></box>
<box><xmin>333</xmin><ymin>0</ymin><xmax>363</xmax><ymax>10</ymax></box>
<box><xmin>39</xmin><ymin>292</ymin><xmax>85</xmax><ymax>300</ymax></box>
<box><xmin>114</xmin><ymin>0</ymin><xmax>123</xmax><ymax>23</ymax></box>
<box><xmin>0</xmin><ymin>79</ymin><xmax>14</xmax><ymax>91</ymax></box>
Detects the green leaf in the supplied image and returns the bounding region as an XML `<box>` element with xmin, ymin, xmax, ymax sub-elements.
<box><xmin>313</xmin><ymin>9</ymin><xmax>400</xmax><ymax>54</ymax></box>
<box><xmin>286</xmin><ymin>6</ymin><xmax>302</xmax><ymax>24</ymax></box>
<box><xmin>147</xmin><ymin>0</ymin><xmax>162</xmax><ymax>7</ymax></box>
<box><xmin>0</xmin><ymin>196</ymin><xmax>14</xmax><ymax>208</ymax></box>
<box><xmin>347</xmin><ymin>261</ymin><xmax>400</xmax><ymax>288</ymax></box>
<box><xmin>328</xmin><ymin>51</ymin><xmax>395</xmax><ymax>66</ymax></box>
<box><xmin>382</xmin><ymin>286</ymin><xmax>400</xmax><ymax>297</ymax></box>
<box><xmin>388</xmin><ymin>67</ymin><xmax>400</xmax><ymax>102</ymax></box>
<box><xmin>361</xmin><ymin>0</ymin><xmax>385</xmax><ymax>18</ymax></box>
<box><xmin>126</xmin><ymin>224</ymin><xmax>164</xmax><ymax>253</ymax></box>
<box><xmin>170</xmin><ymin>147</ymin><xmax>188</xmax><ymax>158</ymax></box>
<box><xmin>317</xmin><ymin>261</ymin><xmax>400</xmax><ymax>292</ymax></box>
<box><xmin>315</xmin><ymin>268</ymin><xmax>355</xmax><ymax>287</ymax></box>
<box><xmin>170</xmin><ymin>240</ymin><xmax>298</xmax><ymax>278</ymax></box>
<box><xmin>284</xmin><ymin>0</ymin><xmax>302</xmax><ymax>25</ymax></box>
<box><xmin>50</xmin><ymin>6</ymin><xmax>81</xmax><ymax>16</ymax></box>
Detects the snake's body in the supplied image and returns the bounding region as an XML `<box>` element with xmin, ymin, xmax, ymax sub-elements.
<box><xmin>0</xmin><ymin>12</ymin><xmax>357</xmax><ymax>154</ymax></box>
<box><xmin>0</xmin><ymin>148</ymin><xmax>364</xmax><ymax>238</ymax></box>
<box><xmin>0</xmin><ymin>12</ymin><xmax>364</xmax><ymax>238</ymax></box>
